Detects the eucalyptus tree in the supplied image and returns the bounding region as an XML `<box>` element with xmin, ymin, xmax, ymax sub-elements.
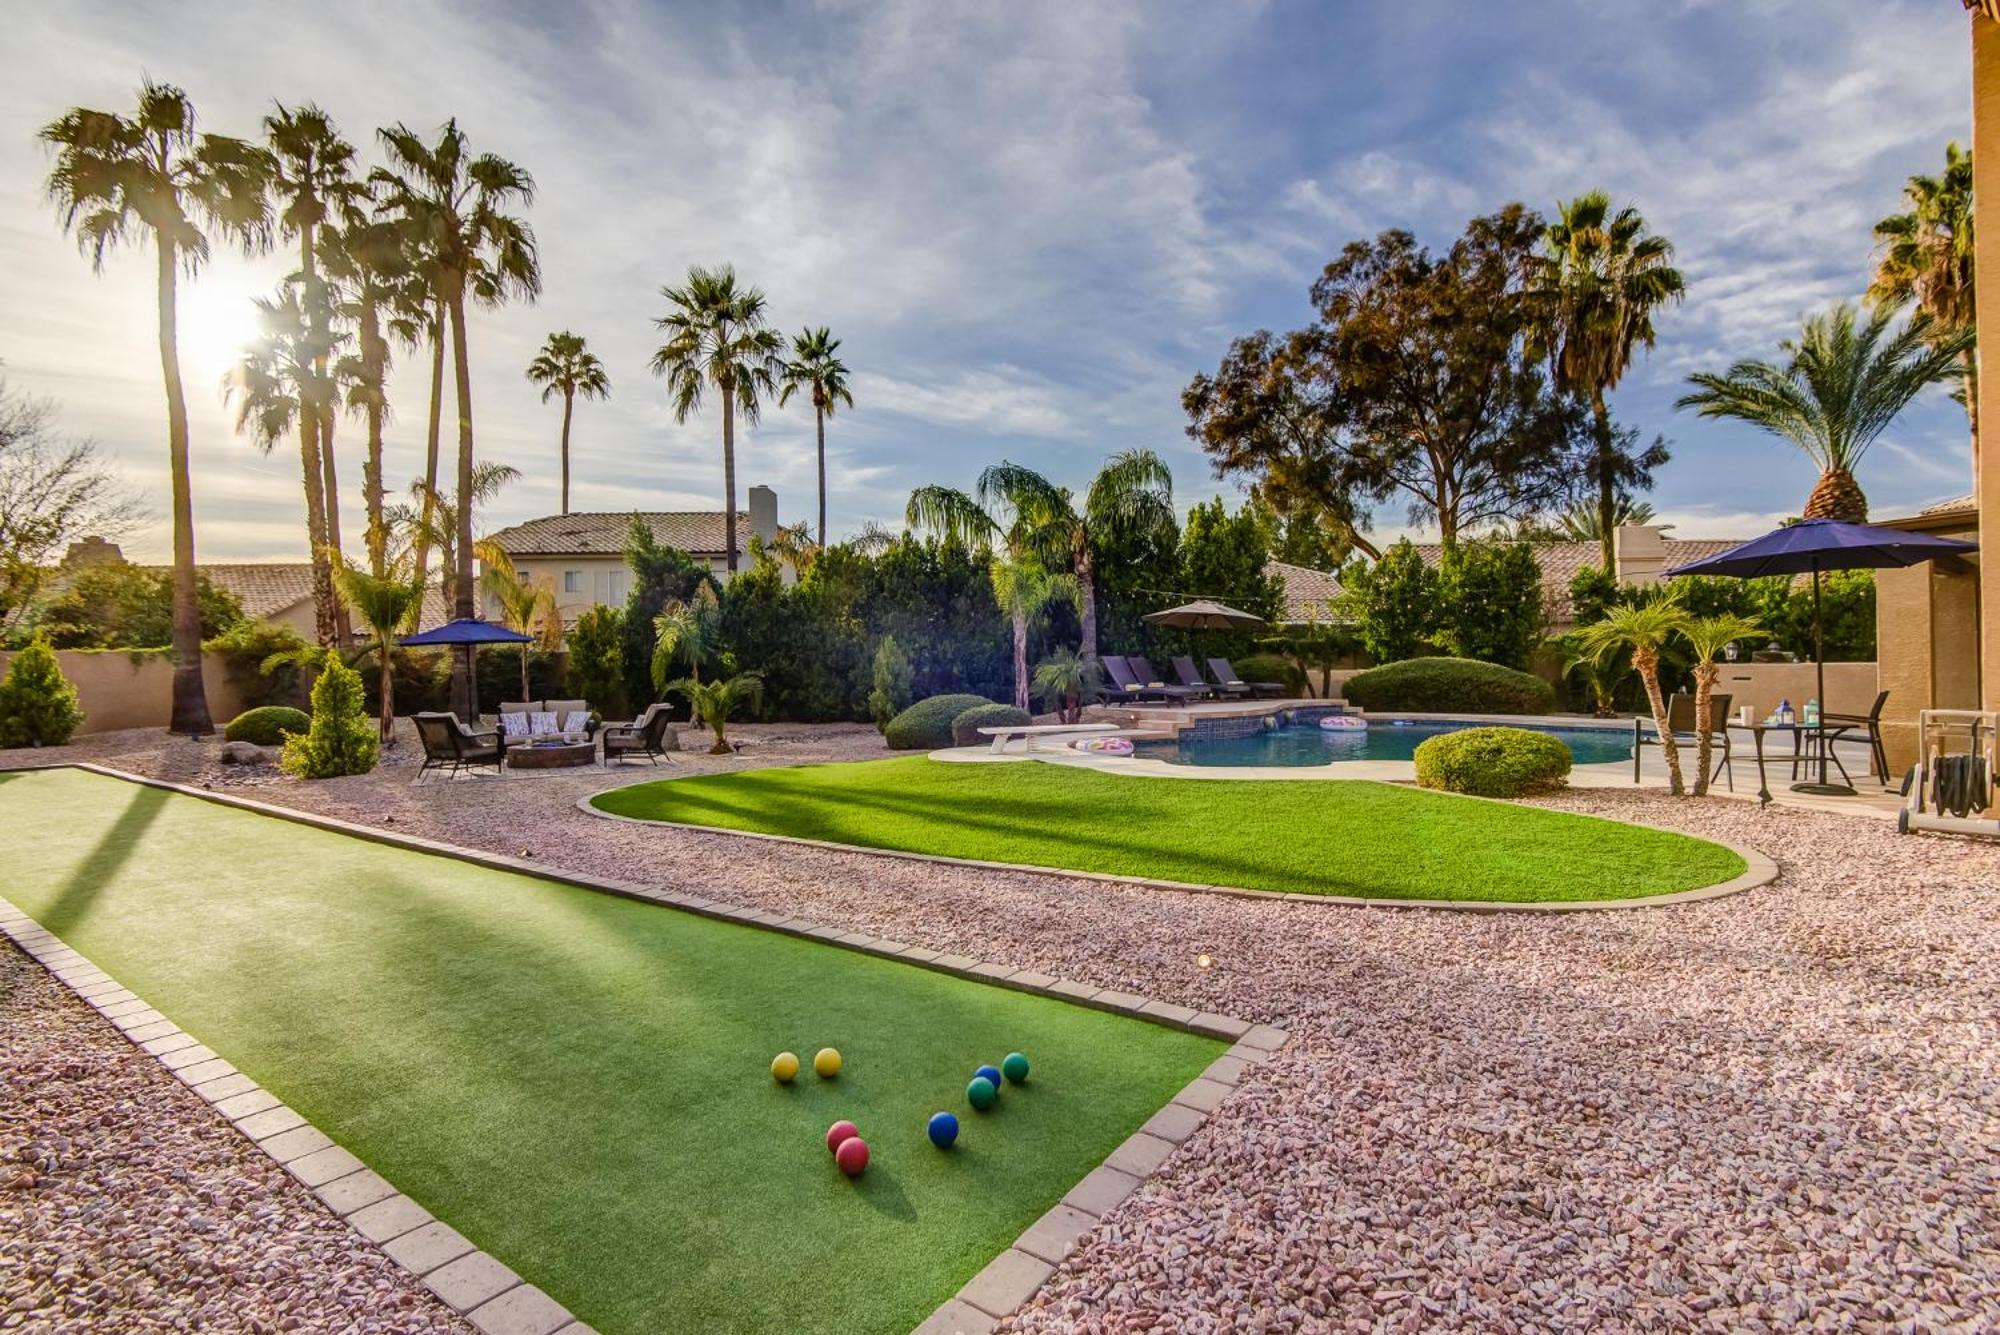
<box><xmin>650</xmin><ymin>265</ymin><xmax>784</xmax><ymax>574</ymax></box>
<box><xmin>1870</xmin><ymin>142</ymin><xmax>1976</xmax><ymax>469</ymax></box>
<box><xmin>525</xmin><ymin>331</ymin><xmax>610</xmax><ymax>514</ymax></box>
<box><xmin>40</xmin><ymin>80</ymin><xmax>272</xmax><ymax>735</ymax></box>
<box><xmin>224</xmin><ymin>286</ymin><xmax>345</xmax><ymax>643</ymax></box>
<box><xmin>975</xmin><ymin>450</ymin><xmax>1173</xmax><ymax>663</ymax></box>
<box><xmin>1529</xmin><ymin>192</ymin><xmax>1685</xmax><ymax>572</ymax></box>
<box><xmin>1677</xmin><ymin>304</ymin><xmax>1971</xmax><ymax>521</ymax></box>
<box><xmin>778</xmin><ymin>326</ymin><xmax>854</xmax><ymax>546</ymax></box>
<box><xmin>374</xmin><ymin>119</ymin><xmax>540</xmax><ymax>718</ymax></box>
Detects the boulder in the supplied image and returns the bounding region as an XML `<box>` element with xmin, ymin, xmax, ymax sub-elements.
<box><xmin>218</xmin><ymin>741</ymin><xmax>271</xmax><ymax>765</ymax></box>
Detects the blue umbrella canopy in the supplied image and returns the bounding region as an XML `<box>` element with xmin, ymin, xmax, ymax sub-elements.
<box><xmin>397</xmin><ymin>617</ymin><xmax>533</xmax><ymax>647</ymax></box>
<box><xmin>1664</xmin><ymin>518</ymin><xmax>1976</xmax><ymax>579</ymax></box>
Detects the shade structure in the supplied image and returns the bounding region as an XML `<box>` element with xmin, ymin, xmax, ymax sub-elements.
<box><xmin>1667</xmin><ymin>519</ymin><xmax>1979</xmax><ymax>795</ymax></box>
<box><xmin>397</xmin><ymin>617</ymin><xmax>533</xmax><ymax>647</ymax></box>
<box><xmin>1142</xmin><ymin>599</ymin><xmax>1268</xmax><ymax>632</ymax></box>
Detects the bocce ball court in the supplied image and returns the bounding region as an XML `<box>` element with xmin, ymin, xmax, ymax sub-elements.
<box><xmin>0</xmin><ymin>769</ymin><xmax>1224</xmax><ymax>1334</ymax></box>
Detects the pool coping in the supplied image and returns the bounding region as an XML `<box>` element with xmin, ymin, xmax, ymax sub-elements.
<box><xmin>3</xmin><ymin>762</ymin><xmax>1279</xmax><ymax>1335</ymax></box>
<box><xmin>577</xmin><ymin>776</ymin><xmax>1780</xmax><ymax>915</ymax></box>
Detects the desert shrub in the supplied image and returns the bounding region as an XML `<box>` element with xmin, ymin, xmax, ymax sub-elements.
<box><xmin>950</xmin><ymin>702</ymin><xmax>1032</xmax><ymax>746</ymax></box>
<box><xmin>204</xmin><ymin>619</ymin><xmax>313</xmax><ymax>709</ymax></box>
<box><xmin>280</xmin><ymin>651</ymin><xmax>379</xmax><ymax>779</ymax></box>
<box><xmin>1414</xmin><ymin>726</ymin><xmax>1572</xmax><ymax>797</ymax></box>
<box><xmin>223</xmin><ymin>705</ymin><xmax>310</xmax><ymax>746</ymax></box>
<box><xmin>1434</xmin><ymin>541</ymin><xmax>1543</xmax><ymax>669</ymax></box>
<box><xmin>566</xmin><ymin>605</ymin><xmax>628</xmax><ymax>717</ymax></box>
<box><xmin>1231</xmin><ymin>652</ymin><xmax>1306</xmax><ymax>694</ymax></box>
<box><xmin>883</xmin><ymin>693</ymin><xmax>993</xmax><ymax>751</ymax></box>
<box><xmin>1342</xmin><ymin>656</ymin><xmax>1557</xmax><ymax>715</ymax></box>
<box><xmin>0</xmin><ymin>634</ymin><xmax>84</xmax><ymax>746</ymax></box>
<box><xmin>1336</xmin><ymin>539</ymin><xmax>1439</xmax><ymax>663</ymax></box>
<box><xmin>868</xmin><ymin>635</ymin><xmax>914</xmax><ymax>732</ymax></box>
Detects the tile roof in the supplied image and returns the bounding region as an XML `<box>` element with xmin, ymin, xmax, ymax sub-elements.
<box><xmin>1918</xmin><ymin>494</ymin><xmax>1976</xmax><ymax>516</ymax></box>
<box><xmin>484</xmin><ymin>512</ymin><xmax>749</xmax><ymax>557</ymax></box>
<box><xmin>1266</xmin><ymin>536</ymin><xmax>1750</xmax><ymax>627</ymax></box>
<box><xmin>145</xmin><ymin>562</ymin><xmax>449</xmax><ymax>631</ymax></box>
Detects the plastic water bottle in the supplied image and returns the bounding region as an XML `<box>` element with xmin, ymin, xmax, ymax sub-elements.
<box><xmin>1804</xmin><ymin>697</ymin><xmax>1821</xmax><ymax>727</ymax></box>
<box><xmin>1778</xmin><ymin>698</ymin><xmax>1794</xmax><ymax>727</ymax></box>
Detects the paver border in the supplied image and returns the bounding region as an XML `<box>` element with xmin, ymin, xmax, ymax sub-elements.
<box><xmin>577</xmin><ymin>787</ymin><xmax>1780</xmax><ymax>915</ymax></box>
<box><xmin>3</xmin><ymin>762</ymin><xmax>1279</xmax><ymax>1332</ymax></box>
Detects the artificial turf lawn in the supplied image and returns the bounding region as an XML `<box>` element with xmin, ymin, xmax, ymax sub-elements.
<box><xmin>0</xmin><ymin>769</ymin><xmax>1224</xmax><ymax>1335</ymax></box>
<box><xmin>592</xmin><ymin>757</ymin><xmax>1747</xmax><ymax>903</ymax></box>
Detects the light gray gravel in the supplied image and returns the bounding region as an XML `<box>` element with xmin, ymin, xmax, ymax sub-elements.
<box><xmin>0</xmin><ymin>938</ymin><xmax>473</xmax><ymax>1333</ymax></box>
<box><xmin>7</xmin><ymin>726</ymin><xmax>1999</xmax><ymax>1331</ymax></box>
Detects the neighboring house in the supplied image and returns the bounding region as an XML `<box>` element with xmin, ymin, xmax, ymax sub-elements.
<box><xmin>482</xmin><ymin>485</ymin><xmax>781</xmax><ymax>622</ymax></box>
<box><xmin>1265</xmin><ymin>525</ymin><xmax>1747</xmax><ymax>630</ymax></box>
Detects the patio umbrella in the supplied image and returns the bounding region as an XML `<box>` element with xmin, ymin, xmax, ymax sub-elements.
<box><xmin>397</xmin><ymin>618</ymin><xmax>535</xmax><ymax>724</ymax></box>
<box><xmin>1666</xmin><ymin>518</ymin><xmax>1977</xmax><ymax>794</ymax></box>
<box><xmin>1141</xmin><ymin>599</ymin><xmax>1268</xmax><ymax>632</ymax></box>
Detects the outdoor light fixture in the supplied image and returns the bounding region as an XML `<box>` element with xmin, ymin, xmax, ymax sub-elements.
<box><xmin>1197</xmin><ymin>953</ymin><xmax>1214</xmax><ymax>970</ymax></box>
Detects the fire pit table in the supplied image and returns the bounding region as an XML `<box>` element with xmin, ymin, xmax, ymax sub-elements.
<box><xmin>505</xmin><ymin>739</ymin><xmax>598</xmax><ymax>772</ymax></box>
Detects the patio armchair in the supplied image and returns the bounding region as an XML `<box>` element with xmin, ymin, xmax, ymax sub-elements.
<box><xmin>602</xmin><ymin>702</ymin><xmax>679</xmax><ymax>766</ymax></box>
<box><xmin>1633</xmin><ymin>692</ymin><xmax>1733</xmax><ymax>790</ymax></box>
<box><xmin>1207</xmin><ymin>657</ymin><xmax>1286</xmax><ymax>699</ymax></box>
<box><xmin>413</xmin><ymin>712</ymin><xmax>505</xmax><ymax>781</ymax></box>
<box><xmin>1820</xmin><ymin>690</ymin><xmax>1890</xmax><ymax>787</ymax></box>
<box><xmin>1174</xmin><ymin>655</ymin><xmax>1245</xmax><ymax>699</ymax></box>
<box><xmin>1102</xmin><ymin>655</ymin><xmax>1200</xmax><ymax>703</ymax></box>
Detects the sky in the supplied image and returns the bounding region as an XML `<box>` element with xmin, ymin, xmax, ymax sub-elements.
<box><xmin>0</xmin><ymin>0</ymin><xmax>1977</xmax><ymax>565</ymax></box>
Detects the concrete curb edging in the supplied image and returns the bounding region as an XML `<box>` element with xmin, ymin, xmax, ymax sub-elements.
<box><xmin>8</xmin><ymin>764</ymin><xmax>1281</xmax><ymax>1333</ymax></box>
<box><xmin>577</xmin><ymin>792</ymin><xmax>1780</xmax><ymax>915</ymax></box>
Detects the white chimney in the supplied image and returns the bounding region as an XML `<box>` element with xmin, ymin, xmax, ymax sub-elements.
<box><xmin>1613</xmin><ymin>524</ymin><xmax>1669</xmax><ymax>586</ymax></box>
<box><xmin>749</xmin><ymin>485</ymin><xmax>778</xmax><ymax>543</ymax></box>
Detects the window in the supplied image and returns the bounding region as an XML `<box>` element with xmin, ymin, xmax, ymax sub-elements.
<box><xmin>563</xmin><ymin>570</ymin><xmax>582</xmax><ymax>594</ymax></box>
<box><xmin>607</xmin><ymin>571</ymin><xmax>628</xmax><ymax>603</ymax></box>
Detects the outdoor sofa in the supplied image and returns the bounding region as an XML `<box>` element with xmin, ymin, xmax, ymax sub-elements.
<box><xmin>497</xmin><ymin>698</ymin><xmax>598</xmax><ymax>749</ymax></box>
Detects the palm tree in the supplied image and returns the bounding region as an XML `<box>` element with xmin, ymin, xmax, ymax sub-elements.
<box><xmin>778</xmin><ymin>327</ymin><xmax>854</xmax><ymax>547</ymax></box>
<box><xmin>1033</xmin><ymin>646</ymin><xmax>1100</xmax><ymax>724</ymax></box>
<box><xmin>974</xmin><ymin>450</ymin><xmax>1174</xmax><ymax>663</ymax></box>
<box><xmin>1549</xmin><ymin>495</ymin><xmax>1656</xmax><ymax>543</ymax></box>
<box><xmin>1870</xmin><ymin>142</ymin><xmax>1976</xmax><ymax>474</ymax></box>
<box><xmin>525</xmin><ymin>331</ymin><xmax>609</xmax><ymax>514</ymax></box>
<box><xmin>651</xmin><ymin>584</ymin><xmax>719</xmax><ymax>695</ymax></box>
<box><xmin>266</xmin><ymin>104</ymin><xmax>363</xmax><ymax>625</ymax></box>
<box><xmin>1677</xmin><ymin>304</ymin><xmax>1972</xmax><ymax>521</ymax></box>
<box><xmin>669</xmin><ymin>673</ymin><xmax>763</xmax><ymax>754</ymax></box>
<box><xmin>324</xmin><ymin>205</ymin><xmax>411</xmax><ymax>575</ymax></box>
<box><xmin>390</xmin><ymin>460</ymin><xmax>521</xmax><ymax>614</ymax></box>
<box><xmin>1574</xmin><ymin>597</ymin><xmax>1693</xmax><ymax>795</ymax></box>
<box><xmin>1679</xmin><ymin>614</ymin><xmax>1763</xmax><ymax>797</ymax></box>
<box><xmin>333</xmin><ymin>560</ymin><xmax>425</xmax><ymax>743</ymax></box>
<box><xmin>374</xmin><ymin>119</ymin><xmax>540</xmax><ymax>720</ymax></box>
<box><xmin>224</xmin><ymin>286</ymin><xmax>344</xmax><ymax>644</ymax></box>
<box><xmin>650</xmin><ymin>265</ymin><xmax>784</xmax><ymax>575</ymax></box>
<box><xmin>480</xmin><ymin>549</ymin><xmax>558</xmax><ymax>704</ymax></box>
<box><xmin>991</xmin><ymin>555</ymin><xmax>1083</xmax><ymax>712</ymax></box>
<box><xmin>1530</xmin><ymin>192</ymin><xmax>1686</xmax><ymax>572</ymax></box>
<box><xmin>41</xmin><ymin>81</ymin><xmax>272</xmax><ymax>736</ymax></box>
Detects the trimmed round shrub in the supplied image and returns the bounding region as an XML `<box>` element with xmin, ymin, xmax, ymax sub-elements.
<box><xmin>950</xmin><ymin>702</ymin><xmax>1032</xmax><ymax>747</ymax></box>
<box><xmin>1342</xmin><ymin>657</ymin><xmax>1557</xmax><ymax>715</ymax></box>
<box><xmin>224</xmin><ymin>705</ymin><xmax>311</xmax><ymax>746</ymax></box>
<box><xmin>883</xmin><ymin>693</ymin><xmax>995</xmax><ymax>751</ymax></box>
<box><xmin>1414</xmin><ymin>726</ymin><xmax>1572</xmax><ymax>798</ymax></box>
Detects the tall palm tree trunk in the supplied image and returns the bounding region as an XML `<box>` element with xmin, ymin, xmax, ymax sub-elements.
<box><xmin>360</xmin><ymin>303</ymin><xmax>388</xmax><ymax>575</ymax></box>
<box><xmin>1965</xmin><ymin>348</ymin><xmax>1981</xmax><ymax>492</ymax></box>
<box><xmin>155</xmin><ymin>243</ymin><xmax>214</xmax><ymax>737</ymax></box>
<box><xmin>447</xmin><ymin>290</ymin><xmax>477</xmax><ymax>722</ymax></box>
<box><xmin>319</xmin><ymin>413</ymin><xmax>350</xmax><ymax>640</ymax></box>
<box><xmin>377</xmin><ymin>648</ymin><xmax>395</xmax><ymax>744</ymax></box>
<box><xmin>1592</xmin><ymin>389</ymin><xmax>1616</xmax><ymax>574</ymax></box>
<box><xmin>1078</xmin><ymin>553</ymin><xmax>1099</xmax><ymax>663</ymax></box>
<box><xmin>302</xmin><ymin>225</ymin><xmax>348</xmax><ymax>641</ymax></box>
<box><xmin>1690</xmin><ymin>661</ymin><xmax>1718</xmax><ymax>797</ymax></box>
<box><xmin>412</xmin><ymin>311</ymin><xmax>445</xmax><ymax>586</ymax></box>
<box><xmin>1012</xmin><ymin>608</ymin><xmax>1030</xmax><ymax>711</ymax></box>
<box><xmin>1634</xmin><ymin>644</ymin><xmax>1684</xmax><ymax>796</ymax></box>
<box><xmin>519</xmin><ymin>645</ymin><xmax>531</xmax><ymax>705</ymax></box>
<box><xmin>722</xmin><ymin>390</ymin><xmax>739</xmax><ymax>574</ymax></box>
<box><xmin>558</xmin><ymin>387</ymin><xmax>575</xmax><ymax>514</ymax></box>
<box><xmin>297</xmin><ymin>410</ymin><xmax>336</xmax><ymax>646</ymax></box>
<box><xmin>814</xmin><ymin>397</ymin><xmax>827</xmax><ymax>548</ymax></box>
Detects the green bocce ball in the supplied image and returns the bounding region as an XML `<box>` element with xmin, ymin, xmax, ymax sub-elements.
<box><xmin>1001</xmin><ymin>1052</ymin><xmax>1030</xmax><ymax>1084</ymax></box>
<box><xmin>966</xmin><ymin>1075</ymin><xmax>999</xmax><ymax>1111</ymax></box>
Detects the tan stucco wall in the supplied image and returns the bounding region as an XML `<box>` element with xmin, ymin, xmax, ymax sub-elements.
<box><xmin>1973</xmin><ymin>13</ymin><xmax>2000</xmax><ymax>706</ymax></box>
<box><xmin>0</xmin><ymin>650</ymin><xmax>258</xmax><ymax>737</ymax></box>
<box><xmin>1707</xmin><ymin>662</ymin><xmax>1878</xmax><ymax>726</ymax></box>
<box><xmin>1874</xmin><ymin>535</ymin><xmax>1981</xmax><ymax>774</ymax></box>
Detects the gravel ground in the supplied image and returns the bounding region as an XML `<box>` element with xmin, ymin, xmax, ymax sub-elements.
<box><xmin>5</xmin><ymin>726</ymin><xmax>1998</xmax><ymax>1331</ymax></box>
<box><xmin>0</xmin><ymin>940</ymin><xmax>473</xmax><ymax>1334</ymax></box>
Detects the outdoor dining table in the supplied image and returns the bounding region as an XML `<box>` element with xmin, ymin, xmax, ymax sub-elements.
<box><xmin>1745</xmin><ymin>720</ymin><xmax>1860</xmax><ymax>804</ymax></box>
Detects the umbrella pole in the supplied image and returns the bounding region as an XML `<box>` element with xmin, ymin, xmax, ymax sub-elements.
<box><xmin>1793</xmin><ymin>560</ymin><xmax>1854</xmax><ymax>797</ymax></box>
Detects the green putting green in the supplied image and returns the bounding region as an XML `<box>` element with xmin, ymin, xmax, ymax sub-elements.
<box><xmin>592</xmin><ymin>757</ymin><xmax>1746</xmax><ymax>903</ymax></box>
<box><xmin>0</xmin><ymin>768</ymin><xmax>1224</xmax><ymax>1335</ymax></box>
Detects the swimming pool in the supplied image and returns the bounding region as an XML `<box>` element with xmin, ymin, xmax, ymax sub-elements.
<box><xmin>1135</xmin><ymin>718</ymin><xmax>1635</xmax><ymax>768</ymax></box>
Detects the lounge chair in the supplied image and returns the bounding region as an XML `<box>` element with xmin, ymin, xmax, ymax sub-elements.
<box><xmin>1821</xmin><ymin>690</ymin><xmax>1890</xmax><ymax>787</ymax></box>
<box><xmin>601</xmin><ymin>702</ymin><xmax>678</xmax><ymax>766</ymax></box>
<box><xmin>1174</xmin><ymin>655</ymin><xmax>1244</xmax><ymax>699</ymax></box>
<box><xmin>1130</xmin><ymin>655</ymin><xmax>1211</xmax><ymax>700</ymax></box>
<box><xmin>413</xmin><ymin>711</ymin><xmax>505</xmax><ymax>781</ymax></box>
<box><xmin>1207</xmin><ymin>657</ymin><xmax>1285</xmax><ymax>699</ymax></box>
<box><xmin>1634</xmin><ymin>692</ymin><xmax>1733</xmax><ymax>790</ymax></box>
<box><xmin>1103</xmin><ymin>655</ymin><xmax>1200</xmax><ymax>703</ymax></box>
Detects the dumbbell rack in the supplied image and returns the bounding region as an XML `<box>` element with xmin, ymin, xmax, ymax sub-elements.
<box><xmin>1899</xmin><ymin>709</ymin><xmax>2000</xmax><ymax>839</ymax></box>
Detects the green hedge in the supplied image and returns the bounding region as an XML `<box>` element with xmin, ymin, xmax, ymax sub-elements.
<box><xmin>1231</xmin><ymin>652</ymin><xmax>1304</xmax><ymax>694</ymax></box>
<box><xmin>1413</xmin><ymin>726</ymin><xmax>1572</xmax><ymax>798</ymax></box>
<box><xmin>883</xmin><ymin>693</ymin><xmax>995</xmax><ymax>751</ymax></box>
<box><xmin>1342</xmin><ymin>657</ymin><xmax>1556</xmax><ymax>715</ymax></box>
<box><xmin>950</xmin><ymin>702</ymin><xmax>1032</xmax><ymax>747</ymax></box>
<box><xmin>223</xmin><ymin>706</ymin><xmax>311</xmax><ymax>746</ymax></box>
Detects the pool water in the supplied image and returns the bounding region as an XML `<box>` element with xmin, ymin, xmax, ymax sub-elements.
<box><xmin>1137</xmin><ymin>719</ymin><xmax>1635</xmax><ymax>768</ymax></box>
